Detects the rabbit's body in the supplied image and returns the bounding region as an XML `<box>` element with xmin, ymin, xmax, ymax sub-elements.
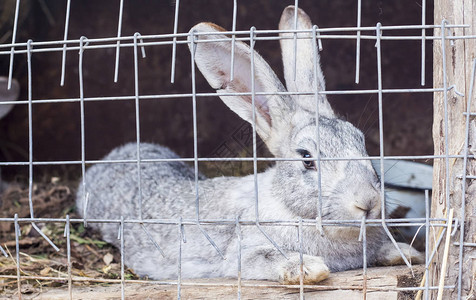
<box><xmin>77</xmin><ymin>142</ymin><xmax>384</xmax><ymax>280</ymax></box>
<box><xmin>77</xmin><ymin>6</ymin><xmax>422</xmax><ymax>284</ymax></box>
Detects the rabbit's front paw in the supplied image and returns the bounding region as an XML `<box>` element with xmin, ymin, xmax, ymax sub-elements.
<box><xmin>278</xmin><ymin>254</ymin><xmax>330</xmax><ymax>284</ymax></box>
<box><xmin>378</xmin><ymin>242</ymin><xmax>424</xmax><ymax>266</ymax></box>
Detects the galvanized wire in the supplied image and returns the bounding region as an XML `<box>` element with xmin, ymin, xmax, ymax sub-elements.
<box><xmin>0</xmin><ymin>1</ymin><xmax>474</xmax><ymax>299</ymax></box>
<box><xmin>7</xmin><ymin>0</ymin><xmax>20</xmax><ymax>90</ymax></box>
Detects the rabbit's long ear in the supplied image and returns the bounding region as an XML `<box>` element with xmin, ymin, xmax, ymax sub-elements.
<box><xmin>189</xmin><ymin>23</ymin><xmax>293</xmax><ymax>151</ymax></box>
<box><xmin>0</xmin><ymin>77</ymin><xmax>20</xmax><ymax>119</ymax></box>
<box><xmin>279</xmin><ymin>6</ymin><xmax>334</xmax><ymax>118</ymax></box>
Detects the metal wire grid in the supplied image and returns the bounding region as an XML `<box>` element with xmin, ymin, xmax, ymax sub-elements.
<box><xmin>0</xmin><ymin>0</ymin><xmax>474</xmax><ymax>299</ymax></box>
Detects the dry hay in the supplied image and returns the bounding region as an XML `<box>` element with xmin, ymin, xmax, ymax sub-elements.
<box><xmin>0</xmin><ymin>177</ymin><xmax>139</xmax><ymax>298</ymax></box>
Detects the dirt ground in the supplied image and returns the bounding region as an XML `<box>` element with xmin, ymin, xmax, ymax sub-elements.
<box><xmin>0</xmin><ymin>177</ymin><xmax>140</xmax><ymax>298</ymax></box>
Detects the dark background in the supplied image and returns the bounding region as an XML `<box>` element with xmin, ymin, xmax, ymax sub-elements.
<box><xmin>0</xmin><ymin>0</ymin><xmax>434</xmax><ymax>180</ymax></box>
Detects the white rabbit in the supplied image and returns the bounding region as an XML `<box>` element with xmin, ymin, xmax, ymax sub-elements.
<box><xmin>76</xmin><ymin>6</ymin><xmax>422</xmax><ymax>284</ymax></box>
<box><xmin>0</xmin><ymin>76</ymin><xmax>20</xmax><ymax>193</ymax></box>
<box><xmin>0</xmin><ymin>77</ymin><xmax>19</xmax><ymax>120</ymax></box>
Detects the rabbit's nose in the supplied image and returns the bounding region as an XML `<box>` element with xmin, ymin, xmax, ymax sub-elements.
<box><xmin>354</xmin><ymin>200</ymin><xmax>375</xmax><ymax>213</ymax></box>
<box><xmin>353</xmin><ymin>193</ymin><xmax>380</xmax><ymax>215</ymax></box>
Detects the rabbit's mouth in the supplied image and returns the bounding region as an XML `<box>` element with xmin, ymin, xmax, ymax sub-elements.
<box><xmin>349</xmin><ymin>200</ymin><xmax>382</xmax><ymax>221</ymax></box>
<box><xmin>362</xmin><ymin>206</ymin><xmax>382</xmax><ymax>219</ymax></box>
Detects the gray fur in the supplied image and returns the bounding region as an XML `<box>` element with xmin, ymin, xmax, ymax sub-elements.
<box><xmin>76</xmin><ymin>6</ymin><xmax>422</xmax><ymax>283</ymax></box>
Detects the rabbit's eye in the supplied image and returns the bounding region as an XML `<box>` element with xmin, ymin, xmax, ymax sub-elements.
<box><xmin>297</xmin><ymin>149</ymin><xmax>316</xmax><ymax>170</ymax></box>
<box><xmin>303</xmin><ymin>155</ymin><xmax>316</xmax><ymax>169</ymax></box>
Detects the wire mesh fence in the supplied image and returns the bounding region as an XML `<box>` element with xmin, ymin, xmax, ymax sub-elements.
<box><xmin>0</xmin><ymin>0</ymin><xmax>475</xmax><ymax>299</ymax></box>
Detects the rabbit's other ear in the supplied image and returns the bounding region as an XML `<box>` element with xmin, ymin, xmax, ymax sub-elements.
<box><xmin>279</xmin><ymin>6</ymin><xmax>334</xmax><ymax>118</ymax></box>
<box><xmin>0</xmin><ymin>77</ymin><xmax>20</xmax><ymax>119</ymax></box>
<box><xmin>189</xmin><ymin>23</ymin><xmax>293</xmax><ymax>153</ymax></box>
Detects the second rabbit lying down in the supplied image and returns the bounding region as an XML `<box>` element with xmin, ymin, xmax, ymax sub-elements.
<box><xmin>76</xmin><ymin>6</ymin><xmax>422</xmax><ymax>284</ymax></box>
<box><xmin>0</xmin><ymin>77</ymin><xmax>20</xmax><ymax>194</ymax></box>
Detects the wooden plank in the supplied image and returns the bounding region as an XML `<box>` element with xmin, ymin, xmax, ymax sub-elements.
<box><xmin>8</xmin><ymin>265</ymin><xmax>423</xmax><ymax>300</ymax></box>
<box><xmin>432</xmin><ymin>0</ymin><xmax>476</xmax><ymax>298</ymax></box>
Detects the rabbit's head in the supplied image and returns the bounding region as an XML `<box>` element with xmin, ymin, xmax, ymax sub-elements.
<box><xmin>189</xmin><ymin>6</ymin><xmax>381</xmax><ymax>236</ymax></box>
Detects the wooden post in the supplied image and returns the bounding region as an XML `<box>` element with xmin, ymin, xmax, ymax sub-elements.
<box><xmin>431</xmin><ymin>0</ymin><xmax>476</xmax><ymax>299</ymax></box>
